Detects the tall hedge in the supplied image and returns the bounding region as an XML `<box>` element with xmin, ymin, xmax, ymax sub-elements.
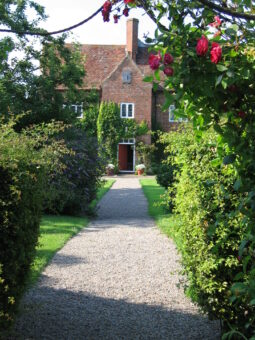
<box><xmin>160</xmin><ymin>127</ymin><xmax>253</xmax><ymax>335</ymax></box>
<box><xmin>45</xmin><ymin>127</ymin><xmax>104</xmax><ymax>216</ymax></box>
<box><xmin>0</xmin><ymin>119</ymin><xmax>67</xmax><ymax>331</ymax></box>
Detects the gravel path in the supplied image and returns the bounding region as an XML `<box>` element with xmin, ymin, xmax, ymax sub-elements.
<box><xmin>10</xmin><ymin>177</ymin><xmax>220</xmax><ymax>339</ymax></box>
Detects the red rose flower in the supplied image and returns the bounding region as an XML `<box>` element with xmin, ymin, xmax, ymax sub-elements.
<box><xmin>209</xmin><ymin>16</ymin><xmax>221</xmax><ymax>28</ymax></box>
<box><xmin>164</xmin><ymin>53</ymin><xmax>174</xmax><ymax>65</ymax></box>
<box><xmin>196</xmin><ymin>35</ymin><xmax>209</xmax><ymax>56</ymax></box>
<box><xmin>123</xmin><ymin>7</ymin><xmax>129</xmax><ymax>17</ymax></box>
<box><xmin>149</xmin><ymin>53</ymin><xmax>161</xmax><ymax>70</ymax></box>
<box><xmin>163</xmin><ymin>67</ymin><xmax>174</xmax><ymax>76</ymax></box>
<box><xmin>210</xmin><ymin>42</ymin><xmax>222</xmax><ymax>64</ymax></box>
<box><xmin>238</xmin><ymin>111</ymin><xmax>246</xmax><ymax>119</ymax></box>
<box><xmin>102</xmin><ymin>1</ymin><xmax>112</xmax><ymax>22</ymax></box>
<box><xmin>124</xmin><ymin>0</ymin><xmax>135</xmax><ymax>3</ymax></box>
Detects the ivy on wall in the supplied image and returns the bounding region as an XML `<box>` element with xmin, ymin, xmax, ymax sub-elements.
<box><xmin>97</xmin><ymin>101</ymin><xmax>149</xmax><ymax>163</ymax></box>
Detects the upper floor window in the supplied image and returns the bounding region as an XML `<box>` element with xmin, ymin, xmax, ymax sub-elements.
<box><xmin>121</xmin><ymin>103</ymin><xmax>134</xmax><ymax>118</ymax></box>
<box><xmin>122</xmin><ymin>70</ymin><xmax>132</xmax><ymax>84</ymax></box>
<box><xmin>169</xmin><ymin>105</ymin><xmax>188</xmax><ymax>123</ymax></box>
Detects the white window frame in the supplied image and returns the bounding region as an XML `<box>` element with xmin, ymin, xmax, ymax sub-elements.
<box><xmin>169</xmin><ymin>105</ymin><xmax>188</xmax><ymax>123</ymax></box>
<box><xmin>63</xmin><ymin>103</ymin><xmax>83</xmax><ymax>118</ymax></box>
<box><xmin>120</xmin><ymin>103</ymin><xmax>134</xmax><ymax>119</ymax></box>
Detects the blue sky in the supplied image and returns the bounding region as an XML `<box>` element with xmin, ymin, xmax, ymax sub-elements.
<box><xmin>35</xmin><ymin>0</ymin><xmax>157</xmax><ymax>44</ymax></box>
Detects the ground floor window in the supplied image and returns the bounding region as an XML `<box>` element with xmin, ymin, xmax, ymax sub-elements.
<box><xmin>169</xmin><ymin>105</ymin><xmax>188</xmax><ymax>123</ymax></box>
<box><xmin>63</xmin><ymin>103</ymin><xmax>83</xmax><ymax>118</ymax></box>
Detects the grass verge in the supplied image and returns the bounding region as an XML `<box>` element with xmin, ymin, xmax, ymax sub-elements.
<box><xmin>28</xmin><ymin>179</ymin><xmax>115</xmax><ymax>285</ymax></box>
<box><xmin>140</xmin><ymin>179</ymin><xmax>182</xmax><ymax>249</ymax></box>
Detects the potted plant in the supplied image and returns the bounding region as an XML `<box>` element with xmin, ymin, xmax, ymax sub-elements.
<box><xmin>136</xmin><ymin>164</ymin><xmax>145</xmax><ymax>175</ymax></box>
<box><xmin>106</xmin><ymin>163</ymin><xmax>115</xmax><ymax>176</ymax></box>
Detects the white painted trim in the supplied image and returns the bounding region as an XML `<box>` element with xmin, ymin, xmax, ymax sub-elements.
<box><xmin>120</xmin><ymin>102</ymin><xmax>134</xmax><ymax>119</ymax></box>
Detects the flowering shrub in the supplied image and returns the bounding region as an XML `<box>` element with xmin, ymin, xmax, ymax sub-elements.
<box><xmin>135</xmin><ymin>164</ymin><xmax>145</xmax><ymax>171</ymax></box>
<box><xmin>104</xmin><ymin>0</ymin><xmax>255</xmax><ymax>337</ymax></box>
<box><xmin>148</xmin><ymin>53</ymin><xmax>161</xmax><ymax>70</ymax></box>
<box><xmin>106</xmin><ymin>163</ymin><xmax>115</xmax><ymax>170</ymax></box>
<box><xmin>196</xmin><ymin>35</ymin><xmax>209</xmax><ymax>56</ymax></box>
<box><xmin>210</xmin><ymin>42</ymin><xmax>222</xmax><ymax>64</ymax></box>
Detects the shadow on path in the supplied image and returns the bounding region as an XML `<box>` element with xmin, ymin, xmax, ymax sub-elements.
<box><xmin>11</xmin><ymin>282</ymin><xmax>220</xmax><ymax>340</ymax></box>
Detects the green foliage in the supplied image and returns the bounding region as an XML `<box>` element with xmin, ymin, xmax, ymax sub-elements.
<box><xmin>0</xmin><ymin>1</ymin><xmax>87</xmax><ymax>130</ymax></box>
<box><xmin>45</xmin><ymin>127</ymin><xmax>104</xmax><ymax>216</ymax></box>
<box><xmin>80</xmin><ymin>104</ymin><xmax>99</xmax><ymax>137</ymax></box>
<box><xmin>161</xmin><ymin>127</ymin><xmax>254</xmax><ymax>335</ymax></box>
<box><xmin>97</xmin><ymin>101</ymin><xmax>122</xmax><ymax>162</ymax></box>
<box><xmin>128</xmin><ymin>0</ymin><xmax>255</xmax><ymax>337</ymax></box>
<box><xmin>0</xmin><ymin>117</ymin><xmax>67</xmax><ymax>330</ymax></box>
<box><xmin>136</xmin><ymin>141</ymin><xmax>155</xmax><ymax>172</ymax></box>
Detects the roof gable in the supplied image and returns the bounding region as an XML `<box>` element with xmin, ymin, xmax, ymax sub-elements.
<box><xmin>69</xmin><ymin>43</ymin><xmax>152</xmax><ymax>89</ymax></box>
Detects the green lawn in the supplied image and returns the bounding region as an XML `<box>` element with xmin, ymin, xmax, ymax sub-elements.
<box><xmin>140</xmin><ymin>179</ymin><xmax>182</xmax><ymax>249</ymax></box>
<box><xmin>28</xmin><ymin>179</ymin><xmax>115</xmax><ymax>285</ymax></box>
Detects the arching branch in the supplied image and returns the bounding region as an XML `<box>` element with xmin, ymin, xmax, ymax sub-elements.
<box><xmin>0</xmin><ymin>5</ymin><xmax>103</xmax><ymax>36</ymax></box>
<box><xmin>197</xmin><ymin>0</ymin><xmax>255</xmax><ymax>20</ymax></box>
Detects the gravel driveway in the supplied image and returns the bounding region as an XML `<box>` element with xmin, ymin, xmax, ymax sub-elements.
<box><xmin>10</xmin><ymin>177</ymin><xmax>220</xmax><ymax>339</ymax></box>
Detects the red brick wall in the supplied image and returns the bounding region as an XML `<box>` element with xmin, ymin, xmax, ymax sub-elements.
<box><xmin>153</xmin><ymin>91</ymin><xmax>179</xmax><ymax>132</ymax></box>
<box><xmin>102</xmin><ymin>57</ymin><xmax>152</xmax><ymax>143</ymax></box>
<box><xmin>126</xmin><ymin>18</ymin><xmax>139</xmax><ymax>61</ymax></box>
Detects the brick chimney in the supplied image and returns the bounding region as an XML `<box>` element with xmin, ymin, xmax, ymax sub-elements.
<box><xmin>126</xmin><ymin>18</ymin><xmax>139</xmax><ymax>61</ymax></box>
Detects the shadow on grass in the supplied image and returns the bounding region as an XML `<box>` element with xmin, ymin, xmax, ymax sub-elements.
<box><xmin>11</xmin><ymin>282</ymin><xmax>220</xmax><ymax>340</ymax></box>
<box><xmin>34</xmin><ymin>250</ymin><xmax>87</xmax><ymax>267</ymax></box>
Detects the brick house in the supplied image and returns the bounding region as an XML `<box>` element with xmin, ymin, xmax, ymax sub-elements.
<box><xmin>71</xmin><ymin>18</ymin><xmax>180</xmax><ymax>172</ymax></box>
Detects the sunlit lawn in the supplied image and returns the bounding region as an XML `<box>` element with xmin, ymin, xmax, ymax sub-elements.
<box><xmin>140</xmin><ymin>179</ymin><xmax>182</xmax><ymax>250</ymax></box>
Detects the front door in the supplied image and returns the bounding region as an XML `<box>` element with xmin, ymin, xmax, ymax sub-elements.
<box><xmin>119</xmin><ymin>144</ymin><xmax>128</xmax><ymax>170</ymax></box>
<box><xmin>118</xmin><ymin>143</ymin><xmax>134</xmax><ymax>171</ymax></box>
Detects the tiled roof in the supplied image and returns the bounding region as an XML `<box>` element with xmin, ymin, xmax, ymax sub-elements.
<box><xmin>65</xmin><ymin>42</ymin><xmax>152</xmax><ymax>89</ymax></box>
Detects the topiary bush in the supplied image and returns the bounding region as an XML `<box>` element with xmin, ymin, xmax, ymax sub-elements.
<box><xmin>161</xmin><ymin>127</ymin><xmax>252</xmax><ymax>334</ymax></box>
<box><xmin>0</xmin><ymin>118</ymin><xmax>67</xmax><ymax>331</ymax></box>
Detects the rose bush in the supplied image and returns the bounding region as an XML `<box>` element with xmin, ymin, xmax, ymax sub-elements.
<box><xmin>101</xmin><ymin>1</ymin><xmax>255</xmax><ymax>337</ymax></box>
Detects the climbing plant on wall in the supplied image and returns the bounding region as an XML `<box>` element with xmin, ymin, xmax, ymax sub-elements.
<box><xmin>97</xmin><ymin>101</ymin><xmax>149</xmax><ymax>163</ymax></box>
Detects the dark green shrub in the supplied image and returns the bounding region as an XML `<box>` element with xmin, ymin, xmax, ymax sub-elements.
<box><xmin>162</xmin><ymin>127</ymin><xmax>253</xmax><ymax>334</ymax></box>
<box><xmin>155</xmin><ymin>163</ymin><xmax>175</xmax><ymax>189</ymax></box>
<box><xmin>45</xmin><ymin>127</ymin><xmax>104</xmax><ymax>216</ymax></box>
<box><xmin>0</xmin><ymin>119</ymin><xmax>66</xmax><ymax>331</ymax></box>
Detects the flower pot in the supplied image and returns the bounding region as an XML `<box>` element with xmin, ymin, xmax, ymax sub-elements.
<box><xmin>137</xmin><ymin>169</ymin><xmax>144</xmax><ymax>176</ymax></box>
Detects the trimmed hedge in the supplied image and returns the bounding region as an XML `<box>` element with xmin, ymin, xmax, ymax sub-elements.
<box><xmin>159</xmin><ymin>127</ymin><xmax>253</xmax><ymax>335</ymax></box>
<box><xmin>0</xmin><ymin>120</ymin><xmax>67</xmax><ymax>331</ymax></box>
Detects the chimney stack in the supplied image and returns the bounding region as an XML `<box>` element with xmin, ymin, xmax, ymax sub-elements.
<box><xmin>126</xmin><ymin>18</ymin><xmax>139</xmax><ymax>61</ymax></box>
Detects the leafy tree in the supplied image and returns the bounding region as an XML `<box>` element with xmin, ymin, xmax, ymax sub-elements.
<box><xmin>0</xmin><ymin>1</ymin><xmax>88</xmax><ymax>129</ymax></box>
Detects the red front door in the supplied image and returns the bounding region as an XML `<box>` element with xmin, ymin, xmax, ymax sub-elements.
<box><xmin>118</xmin><ymin>144</ymin><xmax>128</xmax><ymax>170</ymax></box>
